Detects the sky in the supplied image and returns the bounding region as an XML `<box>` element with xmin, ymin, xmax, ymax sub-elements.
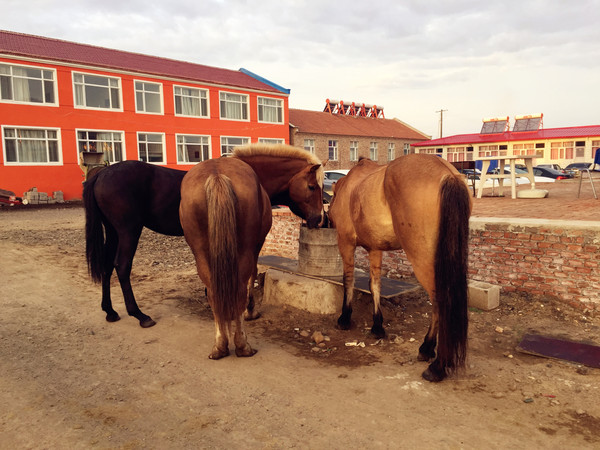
<box><xmin>2</xmin><ymin>0</ymin><xmax>599</xmax><ymax>138</ymax></box>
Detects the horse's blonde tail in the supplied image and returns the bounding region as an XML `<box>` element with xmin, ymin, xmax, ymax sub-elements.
<box><xmin>434</xmin><ymin>174</ymin><xmax>470</xmax><ymax>374</ymax></box>
<box><xmin>206</xmin><ymin>174</ymin><xmax>239</xmax><ymax>328</ymax></box>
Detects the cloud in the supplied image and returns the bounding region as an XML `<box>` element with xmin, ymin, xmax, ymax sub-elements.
<box><xmin>2</xmin><ymin>0</ymin><xmax>599</xmax><ymax>136</ymax></box>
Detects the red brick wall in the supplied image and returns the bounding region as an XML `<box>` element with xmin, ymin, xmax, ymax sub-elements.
<box><xmin>262</xmin><ymin>210</ymin><xmax>600</xmax><ymax>311</ymax></box>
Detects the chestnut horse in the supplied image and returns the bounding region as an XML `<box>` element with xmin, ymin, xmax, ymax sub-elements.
<box><xmin>84</xmin><ymin>144</ymin><xmax>323</xmax><ymax>328</ymax></box>
<box><xmin>328</xmin><ymin>154</ymin><xmax>471</xmax><ymax>382</ymax></box>
<box><xmin>180</xmin><ymin>144</ymin><xmax>324</xmax><ymax>358</ymax></box>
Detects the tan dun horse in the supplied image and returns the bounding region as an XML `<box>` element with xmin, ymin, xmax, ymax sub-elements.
<box><xmin>180</xmin><ymin>144</ymin><xmax>324</xmax><ymax>359</ymax></box>
<box><xmin>328</xmin><ymin>154</ymin><xmax>471</xmax><ymax>382</ymax></box>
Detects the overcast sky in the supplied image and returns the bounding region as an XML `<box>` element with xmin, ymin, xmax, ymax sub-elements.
<box><xmin>2</xmin><ymin>0</ymin><xmax>599</xmax><ymax>138</ymax></box>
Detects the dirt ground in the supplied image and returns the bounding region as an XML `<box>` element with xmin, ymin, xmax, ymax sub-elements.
<box><xmin>1</xmin><ymin>204</ymin><xmax>599</xmax><ymax>449</ymax></box>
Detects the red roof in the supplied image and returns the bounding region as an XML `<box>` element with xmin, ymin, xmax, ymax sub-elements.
<box><xmin>0</xmin><ymin>30</ymin><xmax>280</xmax><ymax>93</ymax></box>
<box><xmin>289</xmin><ymin>108</ymin><xmax>430</xmax><ymax>140</ymax></box>
<box><xmin>413</xmin><ymin>124</ymin><xmax>600</xmax><ymax>147</ymax></box>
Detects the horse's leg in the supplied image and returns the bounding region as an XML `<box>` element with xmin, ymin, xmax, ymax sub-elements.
<box><xmin>368</xmin><ymin>250</ymin><xmax>386</xmax><ymax>338</ymax></box>
<box><xmin>114</xmin><ymin>230</ymin><xmax>156</xmax><ymax>328</ymax></box>
<box><xmin>337</xmin><ymin>243</ymin><xmax>356</xmax><ymax>330</ymax></box>
<box><xmin>234</xmin><ymin>314</ymin><xmax>257</xmax><ymax>357</ymax></box>
<box><xmin>243</xmin><ymin>265</ymin><xmax>261</xmax><ymax>321</ymax></box>
<box><xmin>101</xmin><ymin>226</ymin><xmax>119</xmax><ymax>322</ymax></box>
<box><xmin>209</xmin><ymin>319</ymin><xmax>230</xmax><ymax>359</ymax></box>
<box><xmin>418</xmin><ymin>305</ymin><xmax>439</xmax><ymax>362</ymax></box>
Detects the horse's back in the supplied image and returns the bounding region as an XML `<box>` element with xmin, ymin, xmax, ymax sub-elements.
<box><xmin>92</xmin><ymin>161</ymin><xmax>186</xmax><ymax>235</ymax></box>
<box><xmin>180</xmin><ymin>158</ymin><xmax>271</xmax><ymax>258</ymax></box>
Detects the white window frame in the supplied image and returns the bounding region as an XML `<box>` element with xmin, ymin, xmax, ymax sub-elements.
<box><xmin>134</xmin><ymin>80</ymin><xmax>163</xmax><ymax>115</ymax></box>
<box><xmin>349</xmin><ymin>141</ymin><xmax>358</xmax><ymax>161</ymax></box>
<box><xmin>370</xmin><ymin>141</ymin><xmax>378</xmax><ymax>160</ymax></box>
<box><xmin>176</xmin><ymin>134</ymin><xmax>211</xmax><ymax>164</ymax></box>
<box><xmin>219</xmin><ymin>91</ymin><xmax>249</xmax><ymax>121</ymax></box>
<box><xmin>2</xmin><ymin>125</ymin><xmax>62</xmax><ymax>166</ymax></box>
<box><xmin>137</xmin><ymin>132</ymin><xmax>166</xmax><ymax>164</ymax></box>
<box><xmin>174</xmin><ymin>85</ymin><xmax>209</xmax><ymax>118</ymax></box>
<box><xmin>403</xmin><ymin>143</ymin><xmax>410</xmax><ymax>155</ymax></box>
<box><xmin>0</xmin><ymin>62</ymin><xmax>58</xmax><ymax>106</ymax></box>
<box><xmin>388</xmin><ymin>143</ymin><xmax>395</xmax><ymax>161</ymax></box>
<box><xmin>258</xmin><ymin>138</ymin><xmax>284</xmax><ymax>145</ymax></box>
<box><xmin>257</xmin><ymin>96</ymin><xmax>283</xmax><ymax>123</ymax></box>
<box><xmin>328</xmin><ymin>140</ymin><xmax>338</xmax><ymax>161</ymax></box>
<box><xmin>304</xmin><ymin>139</ymin><xmax>315</xmax><ymax>155</ymax></box>
<box><xmin>76</xmin><ymin>129</ymin><xmax>125</xmax><ymax>164</ymax></box>
<box><xmin>73</xmin><ymin>71</ymin><xmax>122</xmax><ymax>111</ymax></box>
<box><xmin>220</xmin><ymin>136</ymin><xmax>250</xmax><ymax>156</ymax></box>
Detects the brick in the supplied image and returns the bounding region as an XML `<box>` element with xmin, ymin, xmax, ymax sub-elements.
<box><xmin>468</xmin><ymin>281</ymin><xmax>500</xmax><ymax>310</ymax></box>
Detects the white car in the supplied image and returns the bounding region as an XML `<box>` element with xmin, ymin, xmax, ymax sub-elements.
<box><xmin>473</xmin><ymin>166</ymin><xmax>555</xmax><ymax>189</ymax></box>
<box><xmin>323</xmin><ymin>170</ymin><xmax>350</xmax><ymax>202</ymax></box>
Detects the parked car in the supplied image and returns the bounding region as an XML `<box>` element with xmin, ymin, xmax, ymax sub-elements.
<box><xmin>564</xmin><ymin>162</ymin><xmax>592</xmax><ymax>176</ymax></box>
<box><xmin>490</xmin><ymin>166</ymin><xmax>556</xmax><ymax>184</ymax></box>
<box><xmin>532</xmin><ymin>166</ymin><xmax>574</xmax><ymax>180</ymax></box>
<box><xmin>323</xmin><ymin>169</ymin><xmax>350</xmax><ymax>203</ymax></box>
<box><xmin>0</xmin><ymin>188</ymin><xmax>23</xmax><ymax>207</ymax></box>
<box><xmin>536</xmin><ymin>163</ymin><xmax>576</xmax><ymax>177</ymax></box>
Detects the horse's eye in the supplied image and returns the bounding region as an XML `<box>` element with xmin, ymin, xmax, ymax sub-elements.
<box><xmin>308</xmin><ymin>185</ymin><xmax>316</xmax><ymax>191</ymax></box>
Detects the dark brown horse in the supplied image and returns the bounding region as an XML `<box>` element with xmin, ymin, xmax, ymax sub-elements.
<box><xmin>84</xmin><ymin>144</ymin><xmax>323</xmax><ymax>328</ymax></box>
<box><xmin>180</xmin><ymin>144</ymin><xmax>324</xmax><ymax>358</ymax></box>
<box><xmin>328</xmin><ymin>154</ymin><xmax>471</xmax><ymax>382</ymax></box>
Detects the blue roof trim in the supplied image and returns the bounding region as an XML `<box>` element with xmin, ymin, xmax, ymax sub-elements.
<box><xmin>239</xmin><ymin>68</ymin><xmax>291</xmax><ymax>94</ymax></box>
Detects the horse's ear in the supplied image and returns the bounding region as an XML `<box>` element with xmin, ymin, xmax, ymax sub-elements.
<box><xmin>322</xmin><ymin>159</ymin><xmax>329</xmax><ymax>168</ymax></box>
<box><xmin>309</xmin><ymin>164</ymin><xmax>321</xmax><ymax>173</ymax></box>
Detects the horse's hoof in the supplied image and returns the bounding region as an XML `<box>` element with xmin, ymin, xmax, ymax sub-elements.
<box><xmin>337</xmin><ymin>316</ymin><xmax>352</xmax><ymax>330</ymax></box>
<box><xmin>371</xmin><ymin>325</ymin><xmax>386</xmax><ymax>339</ymax></box>
<box><xmin>139</xmin><ymin>318</ymin><xmax>156</xmax><ymax>328</ymax></box>
<box><xmin>421</xmin><ymin>366</ymin><xmax>446</xmax><ymax>383</ymax></box>
<box><xmin>208</xmin><ymin>348</ymin><xmax>230</xmax><ymax>360</ymax></box>
<box><xmin>105</xmin><ymin>312</ymin><xmax>120</xmax><ymax>323</ymax></box>
<box><xmin>244</xmin><ymin>310</ymin><xmax>261</xmax><ymax>321</ymax></box>
<box><xmin>235</xmin><ymin>346</ymin><xmax>257</xmax><ymax>357</ymax></box>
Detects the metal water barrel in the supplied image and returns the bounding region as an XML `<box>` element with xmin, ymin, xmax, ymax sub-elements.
<box><xmin>298</xmin><ymin>226</ymin><xmax>343</xmax><ymax>276</ymax></box>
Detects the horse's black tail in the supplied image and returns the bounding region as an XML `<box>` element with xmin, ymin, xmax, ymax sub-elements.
<box><xmin>434</xmin><ymin>174</ymin><xmax>471</xmax><ymax>375</ymax></box>
<box><xmin>83</xmin><ymin>174</ymin><xmax>105</xmax><ymax>283</ymax></box>
<box><xmin>205</xmin><ymin>174</ymin><xmax>240</xmax><ymax>328</ymax></box>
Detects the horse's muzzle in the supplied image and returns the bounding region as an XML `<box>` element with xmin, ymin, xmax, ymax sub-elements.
<box><xmin>306</xmin><ymin>214</ymin><xmax>322</xmax><ymax>229</ymax></box>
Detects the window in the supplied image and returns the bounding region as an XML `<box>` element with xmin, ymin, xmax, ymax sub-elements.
<box><xmin>73</xmin><ymin>72</ymin><xmax>121</xmax><ymax>110</ymax></box>
<box><xmin>3</xmin><ymin>127</ymin><xmax>60</xmax><ymax>164</ymax></box>
<box><xmin>328</xmin><ymin>140</ymin><xmax>338</xmax><ymax>161</ymax></box>
<box><xmin>138</xmin><ymin>133</ymin><xmax>165</xmax><ymax>163</ymax></box>
<box><xmin>177</xmin><ymin>134</ymin><xmax>210</xmax><ymax>163</ymax></box>
<box><xmin>0</xmin><ymin>63</ymin><xmax>56</xmax><ymax>105</ymax></box>
<box><xmin>135</xmin><ymin>81</ymin><xmax>162</xmax><ymax>114</ymax></box>
<box><xmin>370</xmin><ymin>142</ymin><xmax>378</xmax><ymax>160</ymax></box>
<box><xmin>403</xmin><ymin>143</ymin><xmax>410</xmax><ymax>155</ymax></box>
<box><xmin>219</xmin><ymin>92</ymin><xmax>248</xmax><ymax>120</ymax></box>
<box><xmin>77</xmin><ymin>130</ymin><xmax>124</xmax><ymax>163</ymax></box>
<box><xmin>304</xmin><ymin>139</ymin><xmax>315</xmax><ymax>155</ymax></box>
<box><xmin>174</xmin><ymin>86</ymin><xmax>208</xmax><ymax>117</ymax></box>
<box><xmin>257</xmin><ymin>97</ymin><xmax>283</xmax><ymax>123</ymax></box>
<box><xmin>349</xmin><ymin>141</ymin><xmax>358</xmax><ymax>161</ymax></box>
<box><xmin>387</xmin><ymin>143</ymin><xmax>395</xmax><ymax>161</ymax></box>
<box><xmin>550</xmin><ymin>141</ymin><xmax>574</xmax><ymax>160</ymax></box>
<box><xmin>221</xmin><ymin>136</ymin><xmax>250</xmax><ymax>155</ymax></box>
<box><xmin>258</xmin><ymin>138</ymin><xmax>284</xmax><ymax>144</ymax></box>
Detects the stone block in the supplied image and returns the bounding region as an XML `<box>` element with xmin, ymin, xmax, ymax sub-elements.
<box><xmin>468</xmin><ymin>281</ymin><xmax>500</xmax><ymax>310</ymax></box>
<box><xmin>263</xmin><ymin>269</ymin><xmax>342</xmax><ymax>314</ymax></box>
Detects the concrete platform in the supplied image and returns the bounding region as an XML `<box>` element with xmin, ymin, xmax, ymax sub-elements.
<box><xmin>258</xmin><ymin>255</ymin><xmax>419</xmax><ymax>299</ymax></box>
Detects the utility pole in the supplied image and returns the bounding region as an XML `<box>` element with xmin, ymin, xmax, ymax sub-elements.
<box><xmin>436</xmin><ymin>108</ymin><xmax>447</xmax><ymax>138</ymax></box>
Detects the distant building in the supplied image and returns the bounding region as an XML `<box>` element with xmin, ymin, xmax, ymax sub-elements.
<box><xmin>412</xmin><ymin>114</ymin><xmax>600</xmax><ymax>168</ymax></box>
<box><xmin>289</xmin><ymin>100</ymin><xmax>430</xmax><ymax>170</ymax></box>
<box><xmin>0</xmin><ymin>31</ymin><xmax>289</xmax><ymax>200</ymax></box>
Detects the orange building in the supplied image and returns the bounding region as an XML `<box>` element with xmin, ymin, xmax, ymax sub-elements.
<box><xmin>0</xmin><ymin>31</ymin><xmax>290</xmax><ymax>200</ymax></box>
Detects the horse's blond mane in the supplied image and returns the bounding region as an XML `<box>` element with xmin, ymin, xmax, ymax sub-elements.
<box><xmin>233</xmin><ymin>143</ymin><xmax>324</xmax><ymax>186</ymax></box>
